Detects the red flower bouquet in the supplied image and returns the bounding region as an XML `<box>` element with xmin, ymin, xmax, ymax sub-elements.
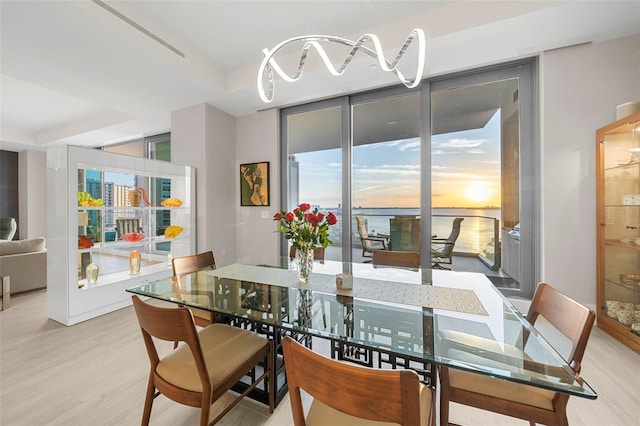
<box><xmin>273</xmin><ymin>203</ymin><xmax>337</xmax><ymax>251</ymax></box>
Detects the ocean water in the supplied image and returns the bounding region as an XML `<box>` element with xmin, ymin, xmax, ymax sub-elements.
<box><xmin>322</xmin><ymin>207</ymin><xmax>501</xmax><ymax>255</ymax></box>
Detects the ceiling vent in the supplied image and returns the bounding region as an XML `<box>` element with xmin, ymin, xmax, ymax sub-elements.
<box><xmin>92</xmin><ymin>0</ymin><xmax>185</xmax><ymax>58</ymax></box>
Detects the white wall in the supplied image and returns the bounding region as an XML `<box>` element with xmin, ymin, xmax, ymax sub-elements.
<box><xmin>235</xmin><ymin>109</ymin><xmax>280</xmax><ymax>265</ymax></box>
<box><xmin>171</xmin><ymin>103</ymin><xmax>237</xmax><ymax>266</ymax></box>
<box><xmin>18</xmin><ymin>150</ymin><xmax>46</xmax><ymax>239</ymax></box>
<box><xmin>540</xmin><ymin>34</ymin><xmax>640</xmax><ymax>306</ymax></box>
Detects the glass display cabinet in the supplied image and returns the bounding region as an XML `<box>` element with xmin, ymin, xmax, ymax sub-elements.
<box><xmin>596</xmin><ymin>111</ymin><xmax>640</xmax><ymax>353</ymax></box>
<box><xmin>47</xmin><ymin>146</ymin><xmax>196</xmax><ymax>325</ymax></box>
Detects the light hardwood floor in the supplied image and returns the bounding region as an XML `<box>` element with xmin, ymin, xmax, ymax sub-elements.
<box><xmin>1</xmin><ymin>290</ymin><xmax>639</xmax><ymax>425</ymax></box>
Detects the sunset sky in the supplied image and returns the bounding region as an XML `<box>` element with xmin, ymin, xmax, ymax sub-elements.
<box><xmin>297</xmin><ymin>111</ymin><xmax>502</xmax><ymax>209</ymax></box>
<box><xmin>99</xmin><ymin>110</ymin><xmax>502</xmax><ymax>210</ymax></box>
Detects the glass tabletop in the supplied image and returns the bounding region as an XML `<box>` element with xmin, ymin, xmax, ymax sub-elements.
<box><xmin>126</xmin><ymin>258</ymin><xmax>596</xmax><ymax>399</ymax></box>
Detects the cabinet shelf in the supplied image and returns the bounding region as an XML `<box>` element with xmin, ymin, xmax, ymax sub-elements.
<box><xmin>77</xmin><ymin>235</ymin><xmax>191</xmax><ymax>253</ymax></box>
<box><xmin>78</xmin><ymin>206</ymin><xmax>188</xmax><ymax>211</ymax></box>
<box><xmin>604</xmin><ymin>161</ymin><xmax>640</xmax><ymax>171</ymax></box>
<box><xmin>603</xmin><ymin>277</ymin><xmax>640</xmax><ymax>292</ymax></box>
<box><xmin>604</xmin><ymin>239</ymin><xmax>640</xmax><ymax>250</ymax></box>
<box><xmin>78</xmin><ymin>261</ymin><xmax>173</xmax><ymax>290</ymax></box>
<box><xmin>598</xmin><ymin>314</ymin><xmax>638</xmax><ymax>337</ymax></box>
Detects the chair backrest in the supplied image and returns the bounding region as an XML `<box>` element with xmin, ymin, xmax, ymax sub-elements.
<box><xmin>355</xmin><ymin>215</ymin><xmax>372</xmax><ymax>249</ymax></box>
<box><xmin>438</xmin><ymin>217</ymin><xmax>464</xmax><ymax>257</ymax></box>
<box><xmin>373</xmin><ymin>250</ymin><xmax>420</xmax><ymax>269</ymax></box>
<box><xmin>131</xmin><ymin>295</ymin><xmax>209</xmax><ymax>384</ymax></box>
<box><xmin>446</xmin><ymin>217</ymin><xmax>464</xmax><ymax>243</ymax></box>
<box><xmin>282</xmin><ymin>336</ymin><xmax>427</xmax><ymax>426</ymax></box>
<box><xmin>132</xmin><ymin>294</ymin><xmax>198</xmax><ymax>343</ymax></box>
<box><xmin>116</xmin><ymin>218</ymin><xmax>141</xmax><ymax>238</ymax></box>
<box><xmin>0</xmin><ymin>217</ymin><xmax>17</xmax><ymax>240</ymax></box>
<box><xmin>171</xmin><ymin>250</ymin><xmax>216</xmax><ymax>276</ymax></box>
<box><xmin>390</xmin><ymin>217</ymin><xmax>421</xmax><ymax>252</ymax></box>
<box><xmin>289</xmin><ymin>246</ymin><xmax>325</xmax><ymax>261</ymax></box>
<box><xmin>526</xmin><ymin>282</ymin><xmax>595</xmax><ymax>374</ymax></box>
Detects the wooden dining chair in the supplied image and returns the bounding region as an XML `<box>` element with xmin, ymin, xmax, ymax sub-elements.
<box><xmin>439</xmin><ymin>282</ymin><xmax>595</xmax><ymax>426</ymax></box>
<box><xmin>172</xmin><ymin>251</ymin><xmax>216</xmax><ymax>327</ymax></box>
<box><xmin>372</xmin><ymin>249</ymin><xmax>420</xmax><ymax>269</ymax></box>
<box><xmin>131</xmin><ymin>296</ymin><xmax>274</xmax><ymax>426</ymax></box>
<box><xmin>282</xmin><ymin>336</ymin><xmax>434</xmax><ymax>426</ymax></box>
<box><xmin>288</xmin><ymin>246</ymin><xmax>325</xmax><ymax>261</ymax></box>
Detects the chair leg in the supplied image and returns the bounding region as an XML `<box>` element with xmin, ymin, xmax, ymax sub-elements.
<box><xmin>200</xmin><ymin>393</ymin><xmax>211</xmax><ymax>426</ymax></box>
<box><xmin>268</xmin><ymin>341</ymin><xmax>275</xmax><ymax>414</ymax></box>
<box><xmin>431</xmin><ymin>263</ymin><xmax>450</xmax><ymax>270</ymax></box>
<box><xmin>141</xmin><ymin>377</ymin><xmax>156</xmax><ymax>426</ymax></box>
<box><xmin>439</xmin><ymin>367</ymin><xmax>451</xmax><ymax>426</ymax></box>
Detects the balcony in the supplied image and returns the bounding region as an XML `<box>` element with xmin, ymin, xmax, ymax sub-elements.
<box><xmin>322</xmin><ymin>211</ymin><xmax>518</xmax><ymax>289</ymax></box>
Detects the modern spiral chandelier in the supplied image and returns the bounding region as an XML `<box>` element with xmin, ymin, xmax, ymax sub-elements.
<box><xmin>257</xmin><ymin>28</ymin><xmax>425</xmax><ymax>103</ymax></box>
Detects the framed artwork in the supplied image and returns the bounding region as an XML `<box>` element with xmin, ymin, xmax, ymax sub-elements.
<box><xmin>240</xmin><ymin>161</ymin><xmax>270</xmax><ymax>206</ymax></box>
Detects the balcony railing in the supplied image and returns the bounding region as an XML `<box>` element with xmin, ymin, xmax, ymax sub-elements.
<box><xmin>326</xmin><ymin>211</ymin><xmax>501</xmax><ymax>271</ymax></box>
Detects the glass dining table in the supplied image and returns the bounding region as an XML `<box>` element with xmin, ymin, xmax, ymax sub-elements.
<box><xmin>126</xmin><ymin>258</ymin><xmax>596</xmax><ymax>410</ymax></box>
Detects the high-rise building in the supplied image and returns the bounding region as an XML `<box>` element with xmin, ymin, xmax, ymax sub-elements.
<box><xmin>103</xmin><ymin>182</ymin><xmax>114</xmax><ymax>228</ymax></box>
<box><xmin>112</xmin><ymin>184</ymin><xmax>131</xmax><ymax>208</ymax></box>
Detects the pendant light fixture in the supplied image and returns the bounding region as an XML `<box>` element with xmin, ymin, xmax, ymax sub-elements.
<box><xmin>257</xmin><ymin>28</ymin><xmax>425</xmax><ymax>103</ymax></box>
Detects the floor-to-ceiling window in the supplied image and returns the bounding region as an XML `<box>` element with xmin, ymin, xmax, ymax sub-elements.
<box><xmin>281</xmin><ymin>59</ymin><xmax>538</xmax><ymax>298</ymax></box>
<box><xmin>281</xmin><ymin>99</ymin><xmax>347</xmax><ymax>259</ymax></box>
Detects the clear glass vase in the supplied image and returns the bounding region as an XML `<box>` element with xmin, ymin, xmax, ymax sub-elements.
<box><xmin>295</xmin><ymin>246</ymin><xmax>314</xmax><ymax>282</ymax></box>
<box><xmin>297</xmin><ymin>289</ymin><xmax>313</xmax><ymax>326</ymax></box>
<box><xmin>85</xmin><ymin>263</ymin><xmax>99</xmax><ymax>284</ymax></box>
<box><xmin>129</xmin><ymin>250</ymin><xmax>141</xmax><ymax>275</ymax></box>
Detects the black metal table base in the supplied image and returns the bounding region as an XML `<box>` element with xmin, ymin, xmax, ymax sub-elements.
<box><xmin>220</xmin><ymin>312</ymin><xmax>433</xmax><ymax>408</ymax></box>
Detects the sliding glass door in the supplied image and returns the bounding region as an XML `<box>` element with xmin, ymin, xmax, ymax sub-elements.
<box><xmin>281</xmin><ymin>59</ymin><xmax>538</xmax><ymax>298</ymax></box>
<box><xmin>351</xmin><ymin>89</ymin><xmax>421</xmax><ymax>261</ymax></box>
<box><xmin>426</xmin><ymin>61</ymin><xmax>538</xmax><ymax>297</ymax></box>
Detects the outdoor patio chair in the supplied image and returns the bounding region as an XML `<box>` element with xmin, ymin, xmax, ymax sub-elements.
<box><xmin>431</xmin><ymin>217</ymin><xmax>463</xmax><ymax>269</ymax></box>
<box><xmin>355</xmin><ymin>215</ymin><xmax>389</xmax><ymax>261</ymax></box>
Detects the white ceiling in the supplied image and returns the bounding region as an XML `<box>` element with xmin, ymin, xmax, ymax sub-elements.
<box><xmin>1</xmin><ymin>1</ymin><xmax>638</xmax><ymax>152</ymax></box>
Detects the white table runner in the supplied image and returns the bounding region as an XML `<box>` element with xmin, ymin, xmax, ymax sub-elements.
<box><xmin>209</xmin><ymin>263</ymin><xmax>488</xmax><ymax>316</ymax></box>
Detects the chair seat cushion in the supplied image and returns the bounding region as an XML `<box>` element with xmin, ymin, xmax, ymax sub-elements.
<box><xmin>156</xmin><ymin>324</ymin><xmax>267</xmax><ymax>392</ymax></box>
<box><xmin>448</xmin><ymin>368</ymin><xmax>555</xmax><ymax>410</ymax></box>
<box><xmin>306</xmin><ymin>382</ymin><xmax>432</xmax><ymax>426</ymax></box>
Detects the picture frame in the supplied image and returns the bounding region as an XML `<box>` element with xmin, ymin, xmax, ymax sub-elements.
<box><xmin>240</xmin><ymin>161</ymin><xmax>270</xmax><ymax>206</ymax></box>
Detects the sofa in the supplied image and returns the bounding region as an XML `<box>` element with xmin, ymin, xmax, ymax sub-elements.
<box><xmin>0</xmin><ymin>237</ymin><xmax>47</xmax><ymax>294</ymax></box>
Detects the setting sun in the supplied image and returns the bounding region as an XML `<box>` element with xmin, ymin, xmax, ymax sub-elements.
<box><xmin>464</xmin><ymin>181</ymin><xmax>493</xmax><ymax>204</ymax></box>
